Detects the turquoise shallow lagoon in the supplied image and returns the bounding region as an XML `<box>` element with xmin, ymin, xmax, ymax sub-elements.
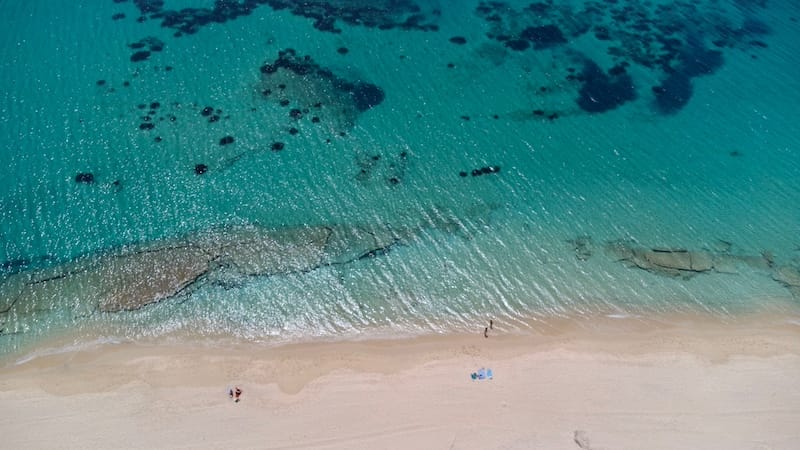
<box><xmin>1</xmin><ymin>0</ymin><xmax>799</xmax><ymax>358</ymax></box>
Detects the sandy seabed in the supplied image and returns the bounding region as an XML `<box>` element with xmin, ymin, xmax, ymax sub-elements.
<box><xmin>1</xmin><ymin>314</ymin><xmax>799</xmax><ymax>450</ymax></box>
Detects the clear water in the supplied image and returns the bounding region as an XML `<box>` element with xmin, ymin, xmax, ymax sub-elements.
<box><xmin>1</xmin><ymin>0</ymin><xmax>799</xmax><ymax>359</ymax></box>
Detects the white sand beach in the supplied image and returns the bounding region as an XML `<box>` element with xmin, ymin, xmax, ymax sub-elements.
<box><xmin>1</xmin><ymin>314</ymin><xmax>799</xmax><ymax>450</ymax></box>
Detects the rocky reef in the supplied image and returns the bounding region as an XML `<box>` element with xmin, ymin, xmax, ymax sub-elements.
<box><xmin>600</xmin><ymin>239</ymin><xmax>799</xmax><ymax>298</ymax></box>
<box><xmin>605</xmin><ymin>241</ymin><xmax>718</xmax><ymax>277</ymax></box>
<box><xmin>0</xmin><ymin>222</ymin><xmax>424</xmax><ymax>325</ymax></box>
<box><xmin>561</xmin><ymin>234</ymin><xmax>800</xmax><ymax>299</ymax></box>
<box><xmin>773</xmin><ymin>265</ymin><xmax>800</xmax><ymax>298</ymax></box>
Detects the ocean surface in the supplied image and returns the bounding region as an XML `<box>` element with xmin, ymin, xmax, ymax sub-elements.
<box><xmin>1</xmin><ymin>0</ymin><xmax>799</xmax><ymax>360</ymax></box>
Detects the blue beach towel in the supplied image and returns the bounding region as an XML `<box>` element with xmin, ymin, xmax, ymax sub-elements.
<box><xmin>470</xmin><ymin>368</ymin><xmax>494</xmax><ymax>381</ymax></box>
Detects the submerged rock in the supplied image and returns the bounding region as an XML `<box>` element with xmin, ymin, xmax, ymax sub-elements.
<box><xmin>567</xmin><ymin>236</ymin><xmax>593</xmax><ymax>261</ymax></box>
<box><xmin>98</xmin><ymin>246</ymin><xmax>212</xmax><ymax>312</ymax></box>
<box><xmin>606</xmin><ymin>241</ymin><xmax>715</xmax><ymax>277</ymax></box>
<box><xmin>0</xmin><ymin>223</ymin><xmax>425</xmax><ymax>317</ymax></box>
<box><xmin>75</xmin><ymin>172</ymin><xmax>95</xmax><ymax>184</ymax></box>
<box><xmin>773</xmin><ymin>266</ymin><xmax>800</xmax><ymax>287</ymax></box>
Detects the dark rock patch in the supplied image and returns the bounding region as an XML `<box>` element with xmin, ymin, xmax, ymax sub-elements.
<box><xmin>271</xmin><ymin>142</ymin><xmax>285</xmax><ymax>151</ymax></box>
<box><xmin>75</xmin><ymin>172</ymin><xmax>95</xmax><ymax>184</ymax></box>
<box><xmin>130</xmin><ymin>0</ymin><xmax>438</xmax><ymax>36</ymax></box>
<box><xmin>521</xmin><ymin>24</ymin><xmax>567</xmax><ymax>49</ymax></box>
<box><xmin>337</xmin><ymin>47</ymin><xmax>349</xmax><ymax>54</ymax></box>
<box><xmin>219</xmin><ymin>136</ymin><xmax>235</xmax><ymax>145</ymax></box>
<box><xmin>576</xmin><ymin>60</ymin><xmax>636</xmax><ymax>113</ymax></box>
<box><xmin>567</xmin><ymin>236</ymin><xmax>594</xmax><ymax>261</ymax></box>
<box><xmin>350</xmin><ymin>82</ymin><xmax>385</xmax><ymax>112</ymax></box>
<box><xmin>194</xmin><ymin>163</ymin><xmax>208</xmax><ymax>175</ymax></box>
<box><xmin>259</xmin><ymin>48</ymin><xmax>385</xmax><ymax>131</ymax></box>
<box><xmin>130</xmin><ymin>51</ymin><xmax>151</xmax><ymax>62</ymax></box>
<box><xmin>608</xmin><ymin>63</ymin><xmax>628</xmax><ymax>76</ymax></box>
<box><xmin>449</xmin><ymin>36</ymin><xmax>467</xmax><ymax>45</ymax></box>
<box><xmin>504</xmin><ymin>39</ymin><xmax>530</xmax><ymax>51</ymax></box>
<box><xmin>112</xmin><ymin>13</ymin><xmax>126</xmax><ymax>21</ymax></box>
<box><xmin>474</xmin><ymin>0</ymin><xmax>769</xmax><ymax>114</ymax></box>
<box><xmin>467</xmin><ymin>165</ymin><xmax>501</xmax><ymax>177</ymax></box>
<box><xmin>139</xmin><ymin>122</ymin><xmax>155</xmax><ymax>130</ymax></box>
<box><xmin>128</xmin><ymin>36</ymin><xmax>164</xmax><ymax>62</ymax></box>
<box><xmin>652</xmin><ymin>73</ymin><xmax>692</xmax><ymax>114</ymax></box>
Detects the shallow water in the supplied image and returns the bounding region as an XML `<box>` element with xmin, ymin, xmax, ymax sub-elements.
<box><xmin>1</xmin><ymin>0</ymin><xmax>799</xmax><ymax>358</ymax></box>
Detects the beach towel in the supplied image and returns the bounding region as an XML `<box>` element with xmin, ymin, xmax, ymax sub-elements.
<box><xmin>470</xmin><ymin>368</ymin><xmax>493</xmax><ymax>380</ymax></box>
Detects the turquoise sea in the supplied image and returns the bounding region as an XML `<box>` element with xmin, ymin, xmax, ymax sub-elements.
<box><xmin>1</xmin><ymin>0</ymin><xmax>799</xmax><ymax>360</ymax></box>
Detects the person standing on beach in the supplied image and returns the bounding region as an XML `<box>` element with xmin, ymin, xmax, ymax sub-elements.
<box><xmin>484</xmin><ymin>327</ymin><xmax>489</xmax><ymax>338</ymax></box>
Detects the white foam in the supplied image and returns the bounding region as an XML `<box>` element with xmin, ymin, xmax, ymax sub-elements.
<box><xmin>14</xmin><ymin>336</ymin><xmax>123</xmax><ymax>366</ymax></box>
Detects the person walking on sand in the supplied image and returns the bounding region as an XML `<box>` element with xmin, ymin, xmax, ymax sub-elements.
<box><xmin>234</xmin><ymin>386</ymin><xmax>242</xmax><ymax>403</ymax></box>
<box><xmin>484</xmin><ymin>327</ymin><xmax>488</xmax><ymax>338</ymax></box>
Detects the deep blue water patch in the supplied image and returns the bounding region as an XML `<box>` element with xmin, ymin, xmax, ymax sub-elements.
<box><xmin>520</xmin><ymin>25</ymin><xmax>567</xmax><ymax>49</ymax></box>
<box><xmin>347</xmin><ymin>82</ymin><xmax>385</xmax><ymax>112</ymax></box>
<box><xmin>124</xmin><ymin>0</ymin><xmax>438</xmax><ymax>36</ymax></box>
<box><xmin>504</xmin><ymin>39</ymin><xmax>530</xmax><ymax>51</ymax></box>
<box><xmin>264</xmin><ymin>0</ymin><xmax>440</xmax><ymax>33</ymax></box>
<box><xmin>576</xmin><ymin>60</ymin><xmax>636</xmax><ymax>113</ymax></box>
<box><xmin>649</xmin><ymin>35</ymin><xmax>723</xmax><ymax>114</ymax></box>
<box><xmin>473</xmin><ymin>0</ymin><xmax>770</xmax><ymax>115</ymax></box>
<box><xmin>652</xmin><ymin>73</ymin><xmax>692</xmax><ymax>114</ymax></box>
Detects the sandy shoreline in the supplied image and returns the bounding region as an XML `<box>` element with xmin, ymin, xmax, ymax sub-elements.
<box><xmin>2</xmin><ymin>314</ymin><xmax>800</xmax><ymax>449</ymax></box>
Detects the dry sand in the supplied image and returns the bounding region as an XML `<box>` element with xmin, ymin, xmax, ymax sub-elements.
<box><xmin>1</xmin><ymin>315</ymin><xmax>799</xmax><ymax>449</ymax></box>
